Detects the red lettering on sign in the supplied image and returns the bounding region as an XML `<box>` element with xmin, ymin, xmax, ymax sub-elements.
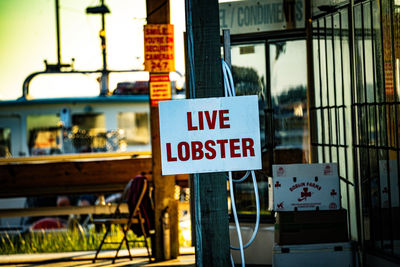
<box><xmin>178</xmin><ymin>142</ymin><xmax>190</xmax><ymax>161</ymax></box>
<box><xmin>205</xmin><ymin>110</ymin><xmax>217</xmax><ymax>129</ymax></box>
<box><xmin>216</xmin><ymin>139</ymin><xmax>228</xmax><ymax>158</ymax></box>
<box><xmin>290</xmin><ymin>182</ymin><xmax>305</xmax><ymax>192</ymax></box>
<box><xmin>219</xmin><ymin>110</ymin><xmax>230</xmax><ymax>129</ymax></box>
<box><xmin>198</xmin><ymin>111</ymin><xmax>204</xmax><ymax>130</ymax></box>
<box><xmin>205</xmin><ymin>140</ymin><xmax>216</xmax><ymax>159</ymax></box>
<box><xmin>187</xmin><ymin>112</ymin><xmax>197</xmax><ymax>131</ymax></box>
<box><xmin>191</xmin><ymin>141</ymin><xmax>204</xmax><ymax>160</ymax></box>
<box><xmin>242</xmin><ymin>138</ymin><xmax>255</xmax><ymax>157</ymax></box>
<box><xmin>166</xmin><ymin>143</ymin><xmax>177</xmax><ymax>162</ymax></box>
<box><xmin>230</xmin><ymin>139</ymin><xmax>241</xmax><ymax>158</ymax></box>
<box><xmin>187</xmin><ymin>110</ymin><xmax>230</xmax><ymax>131</ymax></box>
<box><xmin>167</xmin><ymin>138</ymin><xmax>256</xmax><ymax>161</ymax></box>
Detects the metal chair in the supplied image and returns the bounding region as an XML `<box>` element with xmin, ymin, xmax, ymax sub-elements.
<box><xmin>92</xmin><ymin>176</ymin><xmax>152</xmax><ymax>263</ymax></box>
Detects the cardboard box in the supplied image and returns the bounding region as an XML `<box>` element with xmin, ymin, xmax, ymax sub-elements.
<box><xmin>273</xmin><ymin>242</ymin><xmax>355</xmax><ymax>267</ymax></box>
<box><xmin>271</xmin><ymin>163</ymin><xmax>341</xmax><ymax>211</ymax></box>
<box><xmin>273</xmin><ymin>163</ymin><xmax>339</xmax><ymax>178</ymax></box>
<box><xmin>275</xmin><ymin>209</ymin><xmax>348</xmax><ymax>245</ymax></box>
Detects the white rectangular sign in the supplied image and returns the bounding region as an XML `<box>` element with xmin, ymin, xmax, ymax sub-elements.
<box><xmin>219</xmin><ymin>0</ymin><xmax>305</xmax><ymax>35</ymax></box>
<box><xmin>271</xmin><ymin>163</ymin><xmax>341</xmax><ymax>211</ymax></box>
<box><xmin>159</xmin><ymin>95</ymin><xmax>262</xmax><ymax>175</ymax></box>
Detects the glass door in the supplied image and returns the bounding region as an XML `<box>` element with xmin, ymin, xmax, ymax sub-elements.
<box><xmin>268</xmin><ymin>39</ymin><xmax>309</xmax><ymax>164</ymax></box>
<box><xmin>226</xmin><ymin>38</ymin><xmax>308</xmax><ymax>219</ymax></box>
<box><xmin>229</xmin><ymin>42</ymin><xmax>269</xmax><ymax>216</ymax></box>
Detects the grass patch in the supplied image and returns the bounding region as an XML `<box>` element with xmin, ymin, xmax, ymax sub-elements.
<box><xmin>0</xmin><ymin>224</ymin><xmax>147</xmax><ymax>255</ymax></box>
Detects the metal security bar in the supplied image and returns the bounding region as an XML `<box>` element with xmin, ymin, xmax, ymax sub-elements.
<box><xmin>312</xmin><ymin>0</ymin><xmax>400</xmax><ymax>262</ymax></box>
<box><xmin>311</xmin><ymin>5</ymin><xmax>356</xmax><ymax>242</ymax></box>
<box><xmin>353</xmin><ymin>0</ymin><xmax>400</xmax><ymax>258</ymax></box>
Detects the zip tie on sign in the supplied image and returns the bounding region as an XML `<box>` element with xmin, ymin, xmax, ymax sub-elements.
<box><xmin>222</xmin><ymin>59</ymin><xmax>261</xmax><ymax>267</ymax></box>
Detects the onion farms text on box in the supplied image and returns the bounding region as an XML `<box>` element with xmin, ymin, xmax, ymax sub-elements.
<box><xmin>159</xmin><ymin>95</ymin><xmax>262</xmax><ymax>175</ymax></box>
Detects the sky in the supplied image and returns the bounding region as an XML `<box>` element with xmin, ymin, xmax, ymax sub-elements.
<box><xmin>0</xmin><ymin>0</ymin><xmax>185</xmax><ymax>100</ymax></box>
<box><xmin>0</xmin><ymin>0</ymin><xmax>306</xmax><ymax>101</ymax></box>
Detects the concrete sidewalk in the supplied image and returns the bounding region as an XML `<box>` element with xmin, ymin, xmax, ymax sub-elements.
<box><xmin>0</xmin><ymin>247</ymin><xmax>195</xmax><ymax>266</ymax></box>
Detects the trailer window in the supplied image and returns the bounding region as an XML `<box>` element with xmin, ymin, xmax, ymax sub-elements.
<box><xmin>117</xmin><ymin>112</ymin><xmax>150</xmax><ymax>145</ymax></box>
<box><xmin>27</xmin><ymin>115</ymin><xmax>61</xmax><ymax>155</ymax></box>
<box><xmin>29</xmin><ymin>128</ymin><xmax>63</xmax><ymax>155</ymax></box>
<box><xmin>71</xmin><ymin>114</ymin><xmax>108</xmax><ymax>153</ymax></box>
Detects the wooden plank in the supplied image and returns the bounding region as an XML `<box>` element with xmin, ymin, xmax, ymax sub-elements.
<box><xmin>0</xmin><ymin>157</ymin><xmax>152</xmax><ymax>197</ymax></box>
<box><xmin>146</xmin><ymin>0</ymin><xmax>179</xmax><ymax>261</ymax></box>
<box><xmin>305</xmin><ymin>0</ymin><xmax>317</xmax><ymax>164</ymax></box>
<box><xmin>0</xmin><ymin>155</ymin><xmax>188</xmax><ymax>198</ymax></box>
<box><xmin>0</xmin><ymin>184</ymin><xmax>125</xmax><ymax>198</ymax></box>
<box><xmin>0</xmin><ymin>151</ymin><xmax>151</xmax><ymax>164</ymax></box>
<box><xmin>0</xmin><ymin>204</ymin><xmax>128</xmax><ymax>218</ymax></box>
<box><xmin>185</xmin><ymin>0</ymin><xmax>230</xmax><ymax>265</ymax></box>
<box><xmin>146</xmin><ymin>0</ymin><xmax>170</xmax><ymax>24</ymax></box>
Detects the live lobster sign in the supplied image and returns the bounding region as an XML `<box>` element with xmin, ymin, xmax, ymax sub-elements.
<box><xmin>159</xmin><ymin>96</ymin><xmax>262</xmax><ymax>175</ymax></box>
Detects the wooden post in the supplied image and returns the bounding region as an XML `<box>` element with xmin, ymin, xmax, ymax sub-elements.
<box><xmin>185</xmin><ymin>0</ymin><xmax>230</xmax><ymax>266</ymax></box>
<box><xmin>146</xmin><ymin>0</ymin><xmax>179</xmax><ymax>261</ymax></box>
<box><xmin>305</xmin><ymin>0</ymin><xmax>316</xmax><ymax>164</ymax></box>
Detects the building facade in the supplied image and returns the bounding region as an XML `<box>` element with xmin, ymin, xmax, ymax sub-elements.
<box><xmin>219</xmin><ymin>0</ymin><xmax>400</xmax><ymax>265</ymax></box>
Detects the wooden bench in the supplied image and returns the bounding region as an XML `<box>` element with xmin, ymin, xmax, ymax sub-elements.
<box><xmin>0</xmin><ymin>152</ymin><xmax>187</xmax><ymax>219</ymax></box>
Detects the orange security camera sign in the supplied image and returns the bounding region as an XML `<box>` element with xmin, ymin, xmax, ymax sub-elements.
<box><xmin>159</xmin><ymin>95</ymin><xmax>262</xmax><ymax>175</ymax></box>
<box><xmin>144</xmin><ymin>24</ymin><xmax>175</xmax><ymax>73</ymax></box>
<box><xmin>150</xmin><ymin>74</ymin><xmax>171</xmax><ymax>106</ymax></box>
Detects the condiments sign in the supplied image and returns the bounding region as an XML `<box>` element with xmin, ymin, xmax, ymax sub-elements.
<box><xmin>159</xmin><ymin>96</ymin><xmax>262</xmax><ymax>175</ymax></box>
<box><xmin>144</xmin><ymin>24</ymin><xmax>175</xmax><ymax>73</ymax></box>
